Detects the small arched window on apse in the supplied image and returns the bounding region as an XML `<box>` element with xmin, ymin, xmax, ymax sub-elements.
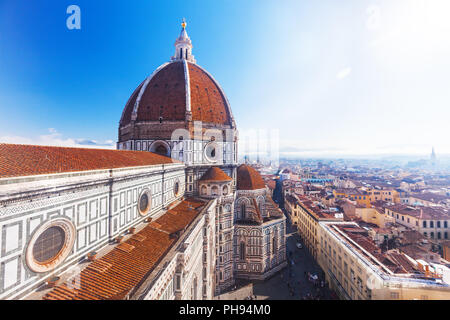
<box><xmin>240</xmin><ymin>202</ymin><xmax>246</xmax><ymax>220</ymax></box>
<box><xmin>211</xmin><ymin>186</ymin><xmax>219</xmax><ymax>196</ymax></box>
<box><xmin>272</xmin><ymin>236</ymin><xmax>277</xmax><ymax>255</ymax></box>
<box><xmin>222</xmin><ymin>185</ymin><xmax>228</xmax><ymax>195</ymax></box>
<box><xmin>239</xmin><ymin>242</ymin><xmax>246</xmax><ymax>260</ymax></box>
<box><xmin>193</xmin><ymin>276</ymin><xmax>198</xmax><ymax>300</ymax></box>
<box><xmin>258</xmin><ymin>198</ymin><xmax>265</xmax><ymax>215</ymax></box>
<box><xmin>201</xmin><ymin>185</ymin><xmax>207</xmax><ymax>196</ymax></box>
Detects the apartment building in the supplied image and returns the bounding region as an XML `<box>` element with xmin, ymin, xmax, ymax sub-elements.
<box><xmin>384</xmin><ymin>204</ymin><xmax>450</xmax><ymax>241</ymax></box>
<box><xmin>285</xmin><ymin>194</ymin><xmax>301</xmax><ymax>226</ymax></box>
<box><xmin>333</xmin><ymin>189</ymin><xmax>371</xmax><ymax>208</ymax></box>
<box><xmin>367</xmin><ymin>188</ymin><xmax>400</xmax><ymax>204</ymax></box>
<box><xmin>295</xmin><ymin>196</ymin><xmax>343</xmax><ymax>260</ymax></box>
<box><xmin>318</xmin><ymin>221</ymin><xmax>450</xmax><ymax>300</ymax></box>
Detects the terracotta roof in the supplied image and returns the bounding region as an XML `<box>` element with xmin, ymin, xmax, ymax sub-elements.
<box><xmin>266</xmin><ymin>180</ymin><xmax>276</xmax><ymax>190</ymax></box>
<box><xmin>0</xmin><ymin>144</ymin><xmax>178</xmax><ymax>178</ymax></box>
<box><xmin>42</xmin><ymin>198</ymin><xmax>206</xmax><ymax>300</ymax></box>
<box><xmin>237</xmin><ymin>164</ymin><xmax>265</xmax><ymax>190</ymax></box>
<box><xmin>149</xmin><ymin>199</ymin><xmax>206</xmax><ymax>234</ymax></box>
<box><xmin>120</xmin><ymin>61</ymin><xmax>232</xmax><ymax>126</ymax></box>
<box><xmin>384</xmin><ymin>203</ymin><xmax>450</xmax><ymax>220</ymax></box>
<box><xmin>198</xmin><ymin>167</ymin><xmax>232</xmax><ymax>182</ymax></box>
<box><xmin>334</xmin><ymin>224</ymin><xmax>419</xmax><ymax>275</ymax></box>
<box><xmin>411</xmin><ymin>193</ymin><xmax>450</xmax><ymax>203</ymax></box>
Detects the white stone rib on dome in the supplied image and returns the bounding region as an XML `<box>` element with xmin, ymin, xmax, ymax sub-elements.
<box><xmin>119</xmin><ymin>79</ymin><xmax>145</xmax><ymax>126</ymax></box>
<box><xmin>131</xmin><ymin>62</ymin><xmax>170</xmax><ymax>121</ymax></box>
<box><xmin>182</xmin><ymin>60</ymin><xmax>191</xmax><ymax>114</ymax></box>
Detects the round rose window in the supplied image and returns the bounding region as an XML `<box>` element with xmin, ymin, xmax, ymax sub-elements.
<box><xmin>33</xmin><ymin>226</ymin><xmax>66</xmax><ymax>264</ymax></box>
<box><xmin>138</xmin><ymin>190</ymin><xmax>151</xmax><ymax>216</ymax></box>
<box><xmin>26</xmin><ymin>219</ymin><xmax>75</xmax><ymax>273</ymax></box>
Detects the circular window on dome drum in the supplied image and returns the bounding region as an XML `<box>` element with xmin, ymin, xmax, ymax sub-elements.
<box><xmin>26</xmin><ymin>219</ymin><xmax>75</xmax><ymax>273</ymax></box>
<box><xmin>204</xmin><ymin>142</ymin><xmax>219</xmax><ymax>163</ymax></box>
<box><xmin>138</xmin><ymin>189</ymin><xmax>151</xmax><ymax>216</ymax></box>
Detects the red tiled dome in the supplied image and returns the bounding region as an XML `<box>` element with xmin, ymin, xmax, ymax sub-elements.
<box><xmin>199</xmin><ymin>167</ymin><xmax>232</xmax><ymax>182</ymax></box>
<box><xmin>120</xmin><ymin>61</ymin><xmax>232</xmax><ymax>126</ymax></box>
<box><xmin>237</xmin><ymin>164</ymin><xmax>266</xmax><ymax>190</ymax></box>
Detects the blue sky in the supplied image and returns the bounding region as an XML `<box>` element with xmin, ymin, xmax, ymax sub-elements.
<box><xmin>0</xmin><ymin>0</ymin><xmax>449</xmax><ymax>157</ymax></box>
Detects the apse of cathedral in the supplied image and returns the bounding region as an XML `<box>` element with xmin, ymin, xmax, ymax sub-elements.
<box><xmin>0</xmin><ymin>21</ymin><xmax>286</xmax><ymax>300</ymax></box>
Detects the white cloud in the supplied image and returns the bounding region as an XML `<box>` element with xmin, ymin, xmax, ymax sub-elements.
<box><xmin>0</xmin><ymin>128</ymin><xmax>115</xmax><ymax>149</ymax></box>
<box><xmin>336</xmin><ymin>67</ymin><xmax>352</xmax><ymax>80</ymax></box>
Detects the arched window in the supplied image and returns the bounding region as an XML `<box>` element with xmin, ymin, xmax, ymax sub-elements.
<box><xmin>272</xmin><ymin>236</ymin><xmax>277</xmax><ymax>254</ymax></box>
<box><xmin>212</xmin><ymin>186</ymin><xmax>219</xmax><ymax>196</ymax></box>
<box><xmin>258</xmin><ymin>198</ymin><xmax>265</xmax><ymax>215</ymax></box>
<box><xmin>192</xmin><ymin>276</ymin><xmax>198</xmax><ymax>300</ymax></box>
<box><xmin>155</xmin><ymin>145</ymin><xmax>167</xmax><ymax>156</ymax></box>
<box><xmin>240</xmin><ymin>203</ymin><xmax>246</xmax><ymax>219</ymax></box>
<box><xmin>239</xmin><ymin>242</ymin><xmax>246</xmax><ymax>260</ymax></box>
<box><xmin>222</xmin><ymin>185</ymin><xmax>228</xmax><ymax>195</ymax></box>
<box><xmin>174</xmin><ymin>181</ymin><xmax>180</xmax><ymax>196</ymax></box>
<box><xmin>201</xmin><ymin>185</ymin><xmax>207</xmax><ymax>196</ymax></box>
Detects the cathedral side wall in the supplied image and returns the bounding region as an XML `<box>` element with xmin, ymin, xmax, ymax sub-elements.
<box><xmin>0</xmin><ymin>163</ymin><xmax>185</xmax><ymax>300</ymax></box>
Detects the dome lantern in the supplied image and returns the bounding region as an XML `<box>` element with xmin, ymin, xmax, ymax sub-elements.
<box><xmin>171</xmin><ymin>18</ymin><xmax>196</xmax><ymax>63</ymax></box>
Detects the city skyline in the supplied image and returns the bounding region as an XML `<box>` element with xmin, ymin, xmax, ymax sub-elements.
<box><xmin>0</xmin><ymin>1</ymin><xmax>450</xmax><ymax>304</ymax></box>
<box><xmin>1</xmin><ymin>0</ymin><xmax>449</xmax><ymax>157</ymax></box>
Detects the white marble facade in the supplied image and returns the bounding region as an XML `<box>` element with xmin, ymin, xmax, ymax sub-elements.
<box><xmin>0</xmin><ymin>163</ymin><xmax>185</xmax><ymax>299</ymax></box>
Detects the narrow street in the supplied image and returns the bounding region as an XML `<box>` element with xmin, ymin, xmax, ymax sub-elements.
<box><xmin>223</xmin><ymin>212</ymin><xmax>337</xmax><ymax>300</ymax></box>
<box><xmin>250</xmin><ymin>215</ymin><xmax>335</xmax><ymax>300</ymax></box>
<box><xmin>221</xmin><ymin>176</ymin><xmax>337</xmax><ymax>300</ymax></box>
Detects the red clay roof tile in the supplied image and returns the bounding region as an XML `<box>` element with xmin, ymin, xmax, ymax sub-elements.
<box><xmin>0</xmin><ymin>143</ymin><xmax>178</xmax><ymax>178</ymax></box>
<box><xmin>199</xmin><ymin>166</ymin><xmax>232</xmax><ymax>182</ymax></box>
<box><xmin>237</xmin><ymin>164</ymin><xmax>265</xmax><ymax>190</ymax></box>
<box><xmin>120</xmin><ymin>61</ymin><xmax>232</xmax><ymax>126</ymax></box>
<box><xmin>42</xmin><ymin>198</ymin><xmax>206</xmax><ymax>300</ymax></box>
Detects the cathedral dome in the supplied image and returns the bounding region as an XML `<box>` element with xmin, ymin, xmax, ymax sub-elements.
<box><xmin>119</xmin><ymin>21</ymin><xmax>235</xmax><ymax>134</ymax></box>
<box><xmin>199</xmin><ymin>167</ymin><xmax>232</xmax><ymax>182</ymax></box>
<box><xmin>237</xmin><ymin>164</ymin><xmax>266</xmax><ymax>190</ymax></box>
<box><xmin>119</xmin><ymin>61</ymin><xmax>233</xmax><ymax>127</ymax></box>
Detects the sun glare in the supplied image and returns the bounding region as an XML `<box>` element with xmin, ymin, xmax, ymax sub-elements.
<box><xmin>370</xmin><ymin>0</ymin><xmax>450</xmax><ymax>66</ymax></box>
